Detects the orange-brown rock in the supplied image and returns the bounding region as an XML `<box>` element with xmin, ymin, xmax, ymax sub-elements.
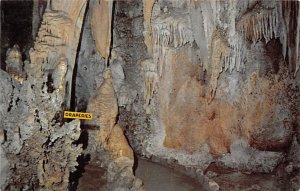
<box><xmin>107</xmin><ymin>124</ymin><xmax>134</xmax><ymax>160</ymax></box>
<box><xmin>159</xmin><ymin>47</ymin><xmax>293</xmax><ymax>156</ymax></box>
<box><xmin>91</xmin><ymin>0</ymin><xmax>113</xmax><ymax>60</ymax></box>
<box><xmin>87</xmin><ymin>69</ymin><xmax>134</xmax><ymax>160</ymax></box>
<box><xmin>143</xmin><ymin>0</ymin><xmax>156</xmax><ymax>55</ymax></box>
<box><xmin>87</xmin><ymin>69</ymin><xmax>118</xmax><ymax>145</ymax></box>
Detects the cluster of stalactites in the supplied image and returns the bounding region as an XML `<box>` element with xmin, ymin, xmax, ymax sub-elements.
<box><xmin>236</xmin><ymin>0</ymin><xmax>300</xmax><ymax>76</ymax></box>
<box><xmin>181</xmin><ymin>1</ymin><xmax>299</xmax><ymax>103</ymax></box>
<box><xmin>143</xmin><ymin>0</ymin><xmax>300</xmax><ymax>106</ymax></box>
<box><xmin>30</xmin><ymin>10</ymin><xmax>72</xmax><ymax>65</ymax></box>
<box><xmin>190</xmin><ymin>0</ymin><xmax>300</xmax><ymax>81</ymax></box>
<box><xmin>282</xmin><ymin>1</ymin><xmax>300</xmax><ymax>76</ymax></box>
<box><xmin>152</xmin><ymin>14</ymin><xmax>193</xmax><ymax>77</ymax></box>
<box><xmin>152</xmin><ymin>15</ymin><xmax>193</xmax><ymax>48</ymax></box>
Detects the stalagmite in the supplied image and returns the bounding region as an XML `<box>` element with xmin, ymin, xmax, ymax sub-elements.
<box><xmin>86</xmin><ymin>69</ymin><xmax>143</xmax><ymax>190</ymax></box>
<box><xmin>86</xmin><ymin>69</ymin><xmax>118</xmax><ymax>145</ymax></box>
<box><xmin>0</xmin><ymin>0</ymin><xmax>87</xmax><ymax>190</ymax></box>
<box><xmin>5</xmin><ymin>44</ymin><xmax>25</xmax><ymax>83</ymax></box>
<box><xmin>86</xmin><ymin>68</ymin><xmax>134</xmax><ymax>159</ymax></box>
<box><xmin>52</xmin><ymin>56</ymin><xmax>68</xmax><ymax>92</ymax></box>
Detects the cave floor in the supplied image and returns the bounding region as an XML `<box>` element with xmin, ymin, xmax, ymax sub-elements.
<box><xmin>75</xmin><ymin>158</ymin><xmax>290</xmax><ymax>191</ymax></box>
<box><xmin>75</xmin><ymin>158</ymin><xmax>204</xmax><ymax>191</ymax></box>
<box><xmin>76</xmin><ymin>162</ymin><xmax>106</xmax><ymax>191</ymax></box>
<box><xmin>135</xmin><ymin>159</ymin><xmax>204</xmax><ymax>191</ymax></box>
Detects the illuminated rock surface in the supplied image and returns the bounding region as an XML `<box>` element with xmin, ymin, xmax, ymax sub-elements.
<box><xmin>0</xmin><ymin>0</ymin><xmax>299</xmax><ymax>190</ymax></box>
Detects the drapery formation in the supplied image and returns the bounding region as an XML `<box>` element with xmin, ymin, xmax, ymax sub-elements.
<box><xmin>142</xmin><ymin>0</ymin><xmax>300</xmax><ymax>104</ymax></box>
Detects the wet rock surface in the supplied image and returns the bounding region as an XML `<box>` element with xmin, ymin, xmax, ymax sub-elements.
<box><xmin>76</xmin><ymin>159</ymin><xmax>204</xmax><ymax>191</ymax></box>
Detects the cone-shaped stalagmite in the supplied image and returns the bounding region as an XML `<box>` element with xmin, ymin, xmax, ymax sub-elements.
<box><xmin>87</xmin><ymin>69</ymin><xmax>133</xmax><ymax>160</ymax></box>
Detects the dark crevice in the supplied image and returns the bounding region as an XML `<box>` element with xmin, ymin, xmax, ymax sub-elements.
<box><xmin>69</xmin><ymin>130</ymin><xmax>90</xmax><ymax>191</ymax></box>
<box><xmin>70</xmin><ymin>0</ymin><xmax>89</xmax><ymax>112</ymax></box>
<box><xmin>107</xmin><ymin>1</ymin><xmax>116</xmax><ymax>67</ymax></box>
<box><xmin>46</xmin><ymin>73</ymin><xmax>54</xmax><ymax>93</ymax></box>
<box><xmin>3</xmin><ymin>130</ymin><xmax>8</xmax><ymax>142</ymax></box>
<box><xmin>51</xmin><ymin>111</ymin><xmax>65</xmax><ymax>126</ymax></box>
<box><xmin>7</xmin><ymin>83</ymin><xmax>15</xmax><ymax>112</ymax></box>
<box><xmin>265</xmin><ymin>38</ymin><xmax>282</xmax><ymax>74</ymax></box>
<box><xmin>68</xmin><ymin>2</ymin><xmax>91</xmax><ymax>190</ymax></box>
<box><xmin>1</xmin><ymin>0</ymin><xmax>34</xmax><ymax>70</ymax></box>
<box><xmin>34</xmin><ymin>109</ymin><xmax>40</xmax><ymax>123</ymax></box>
<box><xmin>15</xmin><ymin>97</ymin><xmax>20</xmax><ymax>106</ymax></box>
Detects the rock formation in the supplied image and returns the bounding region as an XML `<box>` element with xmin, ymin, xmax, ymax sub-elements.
<box><xmin>0</xmin><ymin>0</ymin><xmax>87</xmax><ymax>190</ymax></box>
<box><xmin>86</xmin><ymin>69</ymin><xmax>144</xmax><ymax>190</ymax></box>
<box><xmin>5</xmin><ymin>44</ymin><xmax>25</xmax><ymax>83</ymax></box>
<box><xmin>141</xmin><ymin>58</ymin><xmax>158</xmax><ymax>112</ymax></box>
<box><xmin>91</xmin><ymin>0</ymin><xmax>113</xmax><ymax>62</ymax></box>
<box><xmin>117</xmin><ymin>0</ymin><xmax>300</xmax><ymax>190</ymax></box>
<box><xmin>1</xmin><ymin>0</ymin><xmax>299</xmax><ymax>190</ymax></box>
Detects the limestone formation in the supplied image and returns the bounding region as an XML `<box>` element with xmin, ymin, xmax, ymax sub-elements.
<box><xmin>208</xmin><ymin>30</ymin><xmax>231</xmax><ymax>103</ymax></box>
<box><xmin>152</xmin><ymin>12</ymin><xmax>193</xmax><ymax>77</ymax></box>
<box><xmin>1</xmin><ymin>0</ymin><xmax>300</xmax><ymax>190</ymax></box>
<box><xmin>86</xmin><ymin>68</ymin><xmax>143</xmax><ymax>190</ymax></box>
<box><xmin>52</xmin><ymin>56</ymin><xmax>68</xmax><ymax>92</ymax></box>
<box><xmin>0</xmin><ymin>0</ymin><xmax>87</xmax><ymax>190</ymax></box>
<box><xmin>91</xmin><ymin>0</ymin><xmax>113</xmax><ymax>62</ymax></box>
<box><xmin>5</xmin><ymin>44</ymin><xmax>25</xmax><ymax>83</ymax></box>
<box><xmin>143</xmin><ymin>0</ymin><xmax>156</xmax><ymax>55</ymax></box>
<box><xmin>141</xmin><ymin>59</ymin><xmax>157</xmax><ymax>111</ymax></box>
<box><xmin>86</xmin><ymin>68</ymin><xmax>133</xmax><ymax>158</ymax></box>
<box><xmin>115</xmin><ymin>2</ymin><xmax>300</xmax><ymax>190</ymax></box>
<box><xmin>87</xmin><ymin>69</ymin><xmax>118</xmax><ymax>145</ymax></box>
<box><xmin>29</xmin><ymin>0</ymin><xmax>87</xmax><ymax>108</ymax></box>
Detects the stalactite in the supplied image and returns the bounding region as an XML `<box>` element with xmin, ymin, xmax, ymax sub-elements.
<box><xmin>141</xmin><ymin>59</ymin><xmax>158</xmax><ymax>113</ymax></box>
<box><xmin>146</xmin><ymin>0</ymin><xmax>300</xmax><ymax>106</ymax></box>
<box><xmin>191</xmin><ymin>0</ymin><xmax>300</xmax><ymax>78</ymax></box>
<box><xmin>199</xmin><ymin>1</ymin><xmax>215</xmax><ymax>71</ymax></box>
<box><xmin>209</xmin><ymin>31</ymin><xmax>231</xmax><ymax>103</ymax></box>
<box><xmin>190</xmin><ymin>0</ymin><xmax>209</xmax><ymax>67</ymax></box>
<box><xmin>236</xmin><ymin>1</ymin><xmax>300</xmax><ymax>76</ymax></box>
<box><xmin>237</xmin><ymin>2</ymin><xmax>280</xmax><ymax>44</ymax></box>
<box><xmin>91</xmin><ymin>0</ymin><xmax>113</xmax><ymax>62</ymax></box>
<box><xmin>152</xmin><ymin>14</ymin><xmax>193</xmax><ymax>77</ymax></box>
<box><xmin>152</xmin><ymin>16</ymin><xmax>193</xmax><ymax>48</ymax></box>
<box><xmin>143</xmin><ymin>0</ymin><xmax>156</xmax><ymax>55</ymax></box>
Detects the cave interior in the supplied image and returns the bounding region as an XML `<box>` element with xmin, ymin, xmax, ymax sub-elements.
<box><xmin>0</xmin><ymin>0</ymin><xmax>300</xmax><ymax>191</ymax></box>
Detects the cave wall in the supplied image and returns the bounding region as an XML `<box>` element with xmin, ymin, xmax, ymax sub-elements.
<box><xmin>0</xmin><ymin>0</ymin><xmax>300</xmax><ymax>190</ymax></box>
<box><xmin>74</xmin><ymin>0</ymin><xmax>300</xmax><ymax>189</ymax></box>
<box><xmin>113</xmin><ymin>0</ymin><xmax>300</xmax><ymax>188</ymax></box>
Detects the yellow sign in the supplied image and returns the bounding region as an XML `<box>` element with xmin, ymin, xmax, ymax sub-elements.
<box><xmin>64</xmin><ymin>111</ymin><xmax>92</xmax><ymax>120</ymax></box>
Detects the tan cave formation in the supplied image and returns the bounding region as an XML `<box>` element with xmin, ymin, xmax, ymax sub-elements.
<box><xmin>1</xmin><ymin>0</ymin><xmax>300</xmax><ymax>191</ymax></box>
